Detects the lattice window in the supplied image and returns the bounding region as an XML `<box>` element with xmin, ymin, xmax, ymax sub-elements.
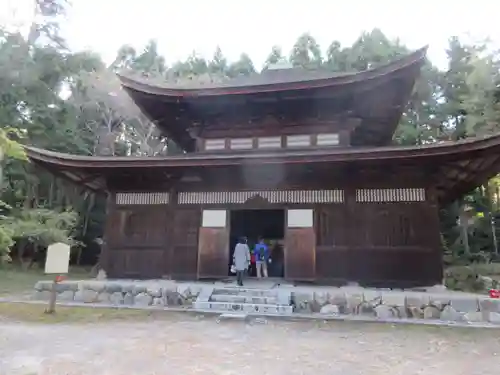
<box><xmin>257</xmin><ymin>136</ymin><xmax>281</xmax><ymax>149</ymax></box>
<box><xmin>286</xmin><ymin>134</ymin><xmax>311</xmax><ymax>147</ymax></box>
<box><xmin>355</xmin><ymin>188</ymin><xmax>425</xmax><ymax>203</ymax></box>
<box><xmin>115</xmin><ymin>192</ymin><xmax>170</xmax><ymax>205</ymax></box>
<box><xmin>177</xmin><ymin>190</ymin><xmax>344</xmax><ymax>204</ymax></box>
<box><xmin>204</xmin><ymin>139</ymin><xmax>226</xmax><ymax>151</ymax></box>
<box><xmin>316</xmin><ymin>133</ymin><xmax>340</xmax><ymax>146</ymax></box>
<box><xmin>230</xmin><ymin>138</ymin><xmax>253</xmax><ymax>150</ymax></box>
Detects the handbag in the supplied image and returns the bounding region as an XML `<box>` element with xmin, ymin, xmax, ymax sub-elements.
<box><xmin>230</xmin><ymin>264</ymin><xmax>236</xmax><ymax>274</ymax></box>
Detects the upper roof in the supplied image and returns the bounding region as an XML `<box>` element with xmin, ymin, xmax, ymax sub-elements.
<box><xmin>117</xmin><ymin>48</ymin><xmax>428</xmax><ymax>151</ymax></box>
<box><xmin>25</xmin><ymin>133</ymin><xmax>500</xmax><ymax>204</ymax></box>
<box><xmin>117</xmin><ymin>47</ymin><xmax>427</xmax><ymax>96</ymax></box>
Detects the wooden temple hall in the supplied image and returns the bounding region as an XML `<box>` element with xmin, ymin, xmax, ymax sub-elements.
<box><xmin>25</xmin><ymin>47</ymin><xmax>500</xmax><ymax>288</ymax></box>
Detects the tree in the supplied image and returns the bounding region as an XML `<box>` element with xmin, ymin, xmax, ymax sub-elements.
<box><xmin>228</xmin><ymin>53</ymin><xmax>255</xmax><ymax>77</ymax></box>
<box><xmin>289</xmin><ymin>33</ymin><xmax>322</xmax><ymax>68</ymax></box>
<box><xmin>264</xmin><ymin>46</ymin><xmax>285</xmax><ymax>68</ymax></box>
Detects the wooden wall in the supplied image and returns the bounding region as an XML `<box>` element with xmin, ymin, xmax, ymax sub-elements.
<box><xmin>102</xmin><ymin>185</ymin><xmax>442</xmax><ymax>287</ymax></box>
<box><xmin>315</xmin><ymin>200</ymin><xmax>442</xmax><ymax>287</ymax></box>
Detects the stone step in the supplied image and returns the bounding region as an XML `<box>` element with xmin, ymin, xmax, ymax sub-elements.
<box><xmin>210</xmin><ymin>294</ymin><xmax>278</xmax><ymax>304</ymax></box>
<box><xmin>211</xmin><ymin>287</ymin><xmax>278</xmax><ymax>298</ymax></box>
<box><xmin>193</xmin><ymin>300</ymin><xmax>293</xmax><ymax>315</ymax></box>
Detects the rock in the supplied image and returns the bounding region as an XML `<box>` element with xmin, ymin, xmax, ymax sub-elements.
<box><xmin>104</xmin><ymin>283</ymin><xmax>123</xmax><ymax>294</ymax></box>
<box><xmin>450</xmin><ymin>298</ymin><xmax>479</xmax><ymax>313</ymax></box>
<box><xmin>153</xmin><ymin>297</ymin><xmax>163</xmax><ymax>306</ymax></box>
<box><xmin>58</xmin><ymin>290</ymin><xmax>75</xmax><ymax>301</ymax></box>
<box><xmin>135</xmin><ymin>292</ymin><xmax>153</xmax><ymax>306</ymax></box>
<box><xmin>97</xmin><ymin>292</ymin><xmax>111</xmax><ymax>303</ymax></box>
<box><xmin>479</xmin><ymin>299</ymin><xmax>500</xmax><ymax>314</ymax></box>
<box><xmin>464</xmin><ymin>311</ymin><xmax>485</xmax><ymax>322</ymax></box>
<box><xmin>357</xmin><ymin>302</ymin><xmax>375</xmax><ymax>316</ymax></box>
<box><xmin>34</xmin><ymin>281</ymin><xmax>46</xmax><ymax>292</ymax></box>
<box><xmin>406</xmin><ymin>294</ymin><xmax>428</xmax><ymax>309</ymax></box>
<box><xmin>394</xmin><ymin>306</ymin><xmax>408</xmax><ymax>318</ymax></box>
<box><xmin>313</xmin><ymin>291</ymin><xmax>329</xmax><ymax>306</ymax></box>
<box><xmin>308</xmin><ymin>299</ymin><xmax>322</xmax><ymax>313</ymax></box>
<box><xmin>480</xmin><ymin>276</ymin><xmax>494</xmax><ymax>290</ymax></box>
<box><xmin>147</xmin><ymin>288</ymin><xmax>162</xmax><ymax>298</ymax></box>
<box><xmin>423</xmin><ymin>305</ymin><xmax>441</xmax><ymax>319</ymax></box>
<box><xmin>363</xmin><ymin>289</ymin><xmax>381</xmax><ymax>302</ymax></box>
<box><xmin>408</xmin><ymin>306</ymin><xmax>424</xmax><ymax>319</ymax></box>
<box><xmin>346</xmin><ymin>293</ymin><xmax>364</xmax><ymax>313</ymax></box>
<box><xmin>380</xmin><ymin>292</ymin><xmax>405</xmax><ymax>307</ymax></box>
<box><xmin>329</xmin><ymin>292</ymin><xmax>347</xmax><ymax>306</ymax></box>
<box><xmin>132</xmin><ymin>286</ymin><xmax>147</xmax><ymax>295</ymax></box>
<box><xmin>75</xmin><ymin>290</ymin><xmax>99</xmax><ymax>303</ymax></box>
<box><xmin>429</xmin><ymin>300</ymin><xmax>449</xmax><ymax>310</ymax></box>
<box><xmin>123</xmin><ymin>293</ymin><xmax>134</xmax><ymax>305</ymax></box>
<box><xmin>109</xmin><ymin>292</ymin><xmax>123</xmax><ymax>305</ymax></box>
<box><xmin>96</xmin><ymin>269</ymin><xmax>107</xmax><ymax>280</ymax></box>
<box><xmin>440</xmin><ymin>305</ymin><xmax>465</xmax><ymax>322</ymax></box>
<box><xmin>374</xmin><ymin>305</ymin><xmax>397</xmax><ymax>319</ymax></box>
<box><xmin>120</xmin><ymin>284</ymin><xmax>135</xmax><ymax>294</ymax></box>
<box><xmin>292</xmin><ymin>292</ymin><xmax>313</xmax><ymax>312</ymax></box>
<box><xmin>81</xmin><ymin>282</ymin><xmax>106</xmax><ymax>293</ymax></box>
<box><xmin>164</xmin><ymin>290</ymin><xmax>182</xmax><ymax>306</ymax></box>
<box><xmin>177</xmin><ymin>285</ymin><xmax>191</xmax><ymax>299</ymax></box>
<box><xmin>489</xmin><ymin>312</ymin><xmax>500</xmax><ymax>324</ymax></box>
<box><xmin>319</xmin><ymin>304</ymin><xmax>340</xmax><ymax>315</ymax></box>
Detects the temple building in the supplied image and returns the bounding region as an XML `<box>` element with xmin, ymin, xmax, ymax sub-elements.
<box><xmin>25</xmin><ymin>47</ymin><xmax>500</xmax><ymax>287</ymax></box>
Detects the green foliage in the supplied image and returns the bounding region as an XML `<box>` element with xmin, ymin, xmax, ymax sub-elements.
<box><xmin>444</xmin><ymin>266</ymin><xmax>485</xmax><ymax>292</ymax></box>
<box><xmin>3</xmin><ymin>208</ymin><xmax>79</xmax><ymax>247</ymax></box>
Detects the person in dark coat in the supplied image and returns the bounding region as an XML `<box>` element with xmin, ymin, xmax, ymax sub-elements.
<box><xmin>233</xmin><ymin>237</ymin><xmax>250</xmax><ymax>286</ymax></box>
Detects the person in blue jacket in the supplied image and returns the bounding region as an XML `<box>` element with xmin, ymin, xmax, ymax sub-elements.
<box><xmin>253</xmin><ymin>237</ymin><xmax>269</xmax><ymax>278</ymax></box>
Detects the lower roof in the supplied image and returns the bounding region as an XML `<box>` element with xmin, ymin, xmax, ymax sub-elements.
<box><xmin>25</xmin><ymin>134</ymin><xmax>500</xmax><ymax>205</ymax></box>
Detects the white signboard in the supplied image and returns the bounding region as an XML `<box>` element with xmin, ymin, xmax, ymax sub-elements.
<box><xmin>287</xmin><ymin>209</ymin><xmax>314</xmax><ymax>228</ymax></box>
<box><xmin>202</xmin><ymin>210</ymin><xmax>227</xmax><ymax>228</ymax></box>
<box><xmin>45</xmin><ymin>242</ymin><xmax>71</xmax><ymax>274</ymax></box>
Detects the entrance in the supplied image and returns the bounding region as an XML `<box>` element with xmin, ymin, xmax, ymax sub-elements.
<box><xmin>229</xmin><ymin>209</ymin><xmax>285</xmax><ymax>277</ymax></box>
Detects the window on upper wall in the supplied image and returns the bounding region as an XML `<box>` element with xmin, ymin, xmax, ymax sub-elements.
<box><xmin>316</xmin><ymin>133</ymin><xmax>340</xmax><ymax>146</ymax></box>
<box><xmin>286</xmin><ymin>134</ymin><xmax>311</xmax><ymax>147</ymax></box>
<box><xmin>257</xmin><ymin>136</ymin><xmax>281</xmax><ymax>149</ymax></box>
<box><xmin>230</xmin><ymin>138</ymin><xmax>253</xmax><ymax>150</ymax></box>
<box><xmin>204</xmin><ymin>139</ymin><xmax>226</xmax><ymax>151</ymax></box>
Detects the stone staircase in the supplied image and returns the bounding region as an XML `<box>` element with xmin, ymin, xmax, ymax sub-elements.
<box><xmin>193</xmin><ymin>286</ymin><xmax>293</xmax><ymax>315</ymax></box>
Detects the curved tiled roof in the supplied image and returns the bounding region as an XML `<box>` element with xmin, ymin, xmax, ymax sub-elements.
<box><xmin>117</xmin><ymin>47</ymin><xmax>428</xmax><ymax>97</ymax></box>
<box><xmin>25</xmin><ymin>134</ymin><xmax>500</xmax><ymax>204</ymax></box>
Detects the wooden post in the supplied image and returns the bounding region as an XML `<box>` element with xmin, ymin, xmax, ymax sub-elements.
<box><xmin>45</xmin><ymin>275</ymin><xmax>58</xmax><ymax>314</ymax></box>
<box><xmin>44</xmin><ymin>242</ymin><xmax>71</xmax><ymax>315</ymax></box>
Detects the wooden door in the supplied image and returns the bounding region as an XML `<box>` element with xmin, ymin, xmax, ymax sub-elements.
<box><xmin>197</xmin><ymin>209</ymin><xmax>229</xmax><ymax>279</ymax></box>
<box><xmin>285</xmin><ymin>209</ymin><xmax>316</xmax><ymax>281</ymax></box>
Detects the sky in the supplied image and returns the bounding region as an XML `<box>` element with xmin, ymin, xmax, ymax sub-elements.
<box><xmin>1</xmin><ymin>0</ymin><xmax>499</xmax><ymax>70</ymax></box>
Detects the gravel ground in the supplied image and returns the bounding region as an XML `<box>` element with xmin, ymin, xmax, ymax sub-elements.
<box><xmin>1</xmin><ymin>316</ymin><xmax>499</xmax><ymax>375</ymax></box>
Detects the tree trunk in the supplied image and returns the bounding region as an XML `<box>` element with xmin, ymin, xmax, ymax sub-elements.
<box><xmin>459</xmin><ymin>201</ymin><xmax>470</xmax><ymax>255</ymax></box>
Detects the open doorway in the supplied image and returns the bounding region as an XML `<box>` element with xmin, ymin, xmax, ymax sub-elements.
<box><xmin>229</xmin><ymin>209</ymin><xmax>285</xmax><ymax>278</ymax></box>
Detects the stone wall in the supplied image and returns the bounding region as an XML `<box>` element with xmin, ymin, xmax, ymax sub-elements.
<box><xmin>34</xmin><ymin>281</ymin><xmax>201</xmax><ymax>308</ymax></box>
<box><xmin>292</xmin><ymin>288</ymin><xmax>500</xmax><ymax>324</ymax></box>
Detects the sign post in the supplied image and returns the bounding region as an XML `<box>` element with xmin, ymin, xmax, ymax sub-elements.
<box><xmin>44</xmin><ymin>242</ymin><xmax>71</xmax><ymax>314</ymax></box>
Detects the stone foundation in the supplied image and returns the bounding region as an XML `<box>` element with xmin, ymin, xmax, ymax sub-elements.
<box><xmin>32</xmin><ymin>280</ymin><xmax>500</xmax><ymax>325</ymax></box>
<box><xmin>33</xmin><ymin>280</ymin><xmax>202</xmax><ymax>308</ymax></box>
<box><xmin>292</xmin><ymin>287</ymin><xmax>500</xmax><ymax>323</ymax></box>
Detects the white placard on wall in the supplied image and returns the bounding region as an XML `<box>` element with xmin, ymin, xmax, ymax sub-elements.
<box><xmin>202</xmin><ymin>209</ymin><xmax>227</xmax><ymax>228</ymax></box>
<box><xmin>287</xmin><ymin>209</ymin><xmax>314</xmax><ymax>228</ymax></box>
<box><xmin>45</xmin><ymin>242</ymin><xmax>71</xmax><ymax>274</ymax></box>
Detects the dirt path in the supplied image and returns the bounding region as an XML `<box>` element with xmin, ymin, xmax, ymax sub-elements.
<box><xmin>1</xmin><ymin>317</ymin><xmax>499</xmax><ymax>375</ymax></box>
